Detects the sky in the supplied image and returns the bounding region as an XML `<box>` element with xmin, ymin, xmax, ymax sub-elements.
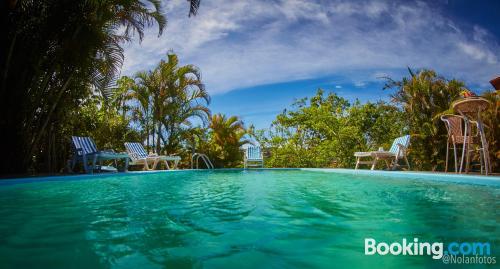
<box><xmin>122</xmin><ymin>0</ymin><xmax>500</xmax><ymax>129</ymax></box>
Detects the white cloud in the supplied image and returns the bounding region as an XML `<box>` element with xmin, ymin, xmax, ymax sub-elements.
<box><xmin>458</xmin><ymin>42</ymin><xmax>498</xmax><ymax>64</ymax></box>
<box><xmin>122</xmin><ymin>0</ymin><xmax>500</xmax><ymax>93</ymax></box>
<box><xmin>279</xmin><ymin>0</ymin><xmax>330</xmax><ymax>24</ymax></box>
<box><xmin>354</xmin><ymin>82</ymin><xmax>366</xmax><ymax>87</ymax></box>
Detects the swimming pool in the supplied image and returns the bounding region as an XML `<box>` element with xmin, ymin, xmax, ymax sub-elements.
<box><xmin>0</xmin><ymin>169</ymin><xmax>498</xmax><ymax>268</ymax></box>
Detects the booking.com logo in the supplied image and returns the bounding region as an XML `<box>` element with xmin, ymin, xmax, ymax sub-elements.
<box><xmin>365</xmin><ymin>238</ymin><xmax>496</xmax><ymax>264</ymax></box>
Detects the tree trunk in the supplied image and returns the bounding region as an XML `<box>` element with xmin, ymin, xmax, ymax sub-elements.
<box><xmin>152</xmin><ymin>122</ymin><xmax>156</xmax><ymax>153</ymax></box>
<box><xmin>25</xmin><ymin>68</ymin><xmax>56</xmax><ymax>133</ymax></box>
<box><xmin>145</xmin><ymin>124</ymin><xmax>150</xmax><ymax>151</ymax></box>
<box><xmin>156</xmin><ymin>121</ymin><xmax>162</xmax><ymax>154</ymax></box>
<box><xmin>1</xmin><ymin>34</ymin><xmax>16</xmax><ymax>94</ymax></box>
<box><xmin>167</xmin><ymin>123</ymin><xmax>175</xmax><ymax>154</ymax></box>
<box><xmin>159</xmin><ymin>131</ymin><xmax>168</xmax><ymax>154</ymax></box>
<box><xmin>145</xmin><ymin>111</ymin><xmax>150</xmax><ymax>151</ymax></box>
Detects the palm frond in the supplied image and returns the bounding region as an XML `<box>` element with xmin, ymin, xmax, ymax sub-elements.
<box><xmin>188</xmin><ymin>0</ymin><xmax>201</xmax><ymax>17</ymax></box>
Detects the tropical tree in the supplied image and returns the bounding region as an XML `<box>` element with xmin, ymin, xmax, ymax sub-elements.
<box><xmin>473</xmin><ymin>90</ymin><xmax>499</xmax><ymax>172</ymax></box>
<box><xmin>156</xmin><ymin>53</ymin><xmax>211</xmax><ymax>154</ymax></box>
<box><xmin>255</xmin><ymin>89</ymin><xmax>405</xmax><ymax>168</ymax></box>
<box><xmin>0</xmin><ymin>0</ymin><xmax>200</xmax><ymax>174</ymax></box>
<box><xmin>132</xmin><ymin>53</ymin><xmax>210</xmax><ymax>155</ymax></box>
<box><xmin>348</xmin><ymin>100</ymin><xmax>405</xmax><ymax>151</ymax></box>
<box><xmin>383</xmin><ymin>68</ymin><xmax>465</xmax><ymax>171</ymax></box>
<box><xmin>208</xmin><ymin>114</ymin><xmax>250</xmax><ymax>167</ymax></box>
<box><xmin>110</xmin><ymin>76</ymin><xmax>135</xmax><ymax>118</ymax></box>
<box><xmin>134</xmin><ymin>71</ymin><xmax>158</xmax><ymax>151</ymax></box>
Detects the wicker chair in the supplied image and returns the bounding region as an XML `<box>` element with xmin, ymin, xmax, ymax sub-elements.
<box><xmin>440</xmin><ymin>115</ymin><xmax>480</xmax><ymax>173</ymax></box>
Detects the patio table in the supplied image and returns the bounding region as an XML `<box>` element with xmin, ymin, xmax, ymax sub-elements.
<box><xmin>93</xmin><ymin>151</ymin><xmax>130</xmax><ymax>173</ymax></box>
<box><xmin>452</xmin><ymin>97</ymin><xmax>491</xmax><ymax>175</ymax></box>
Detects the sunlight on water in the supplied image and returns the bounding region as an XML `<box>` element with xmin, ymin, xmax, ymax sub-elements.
<box><xmin>0</xmin><ymin>170</ymin><xmax>498</xmax><ymax>268</ymax></box>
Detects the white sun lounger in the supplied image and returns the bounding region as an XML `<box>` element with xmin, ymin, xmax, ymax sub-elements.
<box><xmin>354</xmin><ymin>135</ymin><xmax>411</xmax><ymax>170</ymax></box>
<box><xmin>124</xmin><ymin>142</ymin><xmax>180</xmax><ymax>170</ymax></box>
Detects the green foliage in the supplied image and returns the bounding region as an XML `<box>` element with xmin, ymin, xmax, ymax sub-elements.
<box><xmin>256</xmin><ymin>89</ymin><xmax>404</xmax><ymax>168</ymax></box>
<box><xmin>478</xmin><ymin>91</ymin><xmax>500</xmax><ymax>171</ymax></box>
<box><xmin>74</xmin><ymin>95</ymin><xmax>141</xmax><ymax>152</ymax></box>
<box><xmin>257</xmin><ymin>69</ymin><xmax>498</xmax><ymax>172</ymax></box>
<box><xmin>384</xmin><ymin>69</ymin><xmax>465</xmax><ymax>171</ymax></box>
<box><xmin>132</xmin><ymin>53</ymin><xmax>211</xmax><ymax>155</ymax></box>
<box><xmin>0</xmin><ymin>1</ymin><xmax>200</xmax><ymax>174</ymax></box>
<box><xmin>110</xmin><ymin>55</ymin><xmax>252</xmax><ymax>169</ymax></box>
<box><xmin>110</xmin><ymin>76</ymin><xmax>135</xmax><ymax>118</ymax></box>
<box><xmin>0</xmin><ymin>0</ymin><xmax>167</xmax><ymax>173</ymax></box>
<box><xmin>175</xmin><ymin>114</ymin><xmax>250</xmax><ymax>168</ymax></box>
<box><xmin>208</xmin><ymin>114</ymin><xmax>249</xmax><ymax>167</ymax></box>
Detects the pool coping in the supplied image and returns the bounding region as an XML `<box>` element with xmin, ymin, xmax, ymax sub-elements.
<box><xmin>0</xmin><ymin>168</ymin><xmax>499</xmax><ymax>187</ymax></box>
<box><xmin>300</xmin><ymin>168</ymin><xmax>500</xmax><ymax>186</ymax></box>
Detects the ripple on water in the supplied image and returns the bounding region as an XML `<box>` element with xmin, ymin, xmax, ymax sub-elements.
<box><xmin>0</xmin><ymin>170</ymin><xmax>498</xmax><ymax>269</ymax></box>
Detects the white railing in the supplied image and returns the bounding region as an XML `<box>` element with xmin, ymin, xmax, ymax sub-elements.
<box><xmin>191</xmin><ymin>153</ymin><xmax>214</xmax><ymax>169</ymax></box>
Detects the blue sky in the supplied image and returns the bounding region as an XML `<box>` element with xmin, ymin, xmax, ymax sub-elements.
<box><xmin>122</xmin><ymin>0</ymin><xmax>500</xmax><ymax>129</ymax></box>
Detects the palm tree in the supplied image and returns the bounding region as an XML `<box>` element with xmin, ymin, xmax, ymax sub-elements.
<box><xmin>130</xmin><ymin>73</ymin><xmax>154</xmax><ymax>150</ymax></box>
<box><xmin>134</xmin><ymin>53</ymin><xmax>210</xmax><ymax>155</ymax></box>
<box><xmin>0</xmin><ymin>0</ymin><xmax>170</xmax><ymax>173</ymax></box>
<box><xmin>210</xmin><ymin>114</ymin><xmax>247</xmax><ymax>146</ymax></box>
<box><xmin>160</xmin><ymin>53</ymin><xmax>211</xmax><ymax>154</ymax></box>
<box><xmin>110</xmin><ymin>76</ymin><xmax>136</xmax><ymax>118</ymax></box>
<box><xmin>209</xmin><ymin>113</ymin><xmax>250</xmax><ymax>167</ymax></box>
<box><xmin>1</xmin><ymin>0</ymin><xmax>203</xmax><ymax>173</ymax></box>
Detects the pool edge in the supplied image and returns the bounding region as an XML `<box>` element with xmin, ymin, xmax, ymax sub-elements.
<box><xmin>0</xmin><ymin>168</ymin><xmax>498</xmax><ymax>187</ymax></box>
<box><xmin>300</xmin><ymin>168</ymin><xmax>500</xmax><ymax>186</ymax></box>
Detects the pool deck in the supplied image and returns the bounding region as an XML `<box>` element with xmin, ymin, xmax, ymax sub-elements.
<box><xmin>0</xmin><ymin>168</ymin><xmax>499</xmax><ymax>187</ymax></box>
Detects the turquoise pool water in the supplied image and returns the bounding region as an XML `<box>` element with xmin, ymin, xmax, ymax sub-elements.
<box><xmin>0</xmin><ymin>169</ymin><xmax>498</xmax><ymax>268</ymax></box>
